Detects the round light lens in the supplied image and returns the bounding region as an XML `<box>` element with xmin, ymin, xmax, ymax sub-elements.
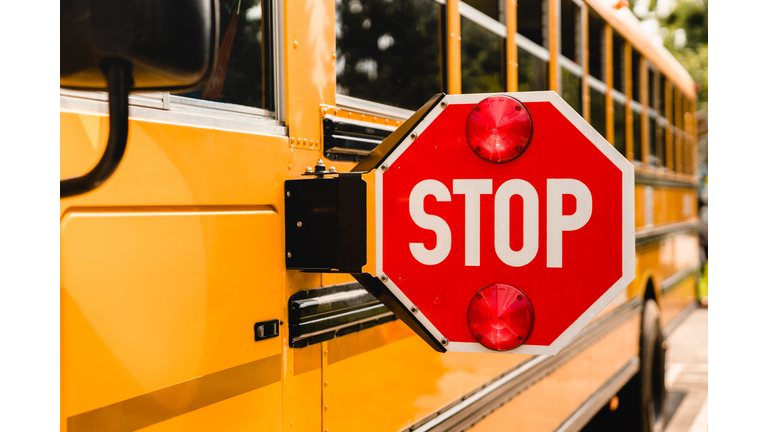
<box><xmin>467</xmin><ymin>284</ymin><xmax>535</xmax><ymax>351</ymax></box>
<box><xmin>466</xmin><ymin>95</ymin><xmax>533</xmax><ymax>163</ymax></box>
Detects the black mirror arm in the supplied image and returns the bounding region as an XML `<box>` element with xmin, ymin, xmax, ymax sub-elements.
<box><xmin>60</xmin><ymin>59</ymin><xmax>133</xmax><ymax>198</ymax></box>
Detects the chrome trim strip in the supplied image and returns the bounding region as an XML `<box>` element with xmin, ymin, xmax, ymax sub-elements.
<box><xmin>458</xmin><ymin>2</ymin><xmax>507</xmax><ymax>38</ymax></box>
<box><xmin>61</xmin><ymin>94</ymin><xmax>287</xmax><ymax>136</ymax></box>
<box><xmin>293</xmin><ymin>310</ymin><xmax>395</xmax><ymax>342</ymax></box>
<box><xmin>648</xmin><ymin>107</ymin><xmax>659</xmax><ymax>118</ymax></box>
<box><xmin>661</xmin><ymin>264</ymin><xmax>701</xmax><ymax>295</ymax></box>
<box><xmin>635</xmin><ymin>172</ymin><xmax>697</xmax><ymax>189</ymax></box>
<box><xmin>169</xmin><ymin>95</ymin><xmax>274</xmax><ymax>117</ymax></box>
<box><xmin>630</xmin><ymin>100</ymin><xmax>643</xmax><ymax>112</ymax></box>
<box><xmin>587</xmin><ymin>76</ymin><xmax>608</xmax><ymax>93</ymax></box>
<box><xmin>517</xmin><ymin>33</ymin><xmax>550</xmax><ymax>62</ymax></box>
<box><xmin>324</xmin><ymin>114</ymin><xmax>398</xmax><ymax>131</ymax></box>
<box><xmin>297</xmin><ymin>289</ymin><xmax>371</xmax><ymax>309</ymax></box>
<box><xmin>559</xmin><ymin>55</ymin><xmax>583</xmax><ymax>77</ymax></box>
<box><xmin>662</xmin><ymin>301</ymin><xmax>698</xmax><ymax>340</ymax></box>
<box><xmin>635</xmin><ymin>220</ymin><xmax>698</xmax><ymax>249</ymax></box>
<box><xmin>335</xmin><ymin>94</ymin><xmax>415</xmax><ymax>121</ymax></box>
<box><xmin>407</xmin><ymin>298</ymin><xmax>643</xmax><ymax>432</ymax></box>
<box><xmin>553</xmin><ymin>356</ymin><xmax>640</xmax><ymax>432</ymax></box>
<box><xmin>331</xmin><ymin>134</ymin><xmax>384</xmax><ymax>145</ymax></box>
<box><xmin>612</xmin><ymin>91</ymin><xmax>627</xmax><ymax>104</ymax></box>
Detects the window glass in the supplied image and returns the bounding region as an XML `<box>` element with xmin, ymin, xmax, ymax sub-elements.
<box><xmin>659</xmin><ymin>74</ymin><xmax>667</xmax><ymax>114</ymax></box>
<box><xmin>649</xmin><ymin>115</ymin><xmax>658</xmax><ymax>166</ymax></box>
<box><xmin>647</xmin><ymin>67</ymin><xmax>656</xmax><ymax>109</ymax></box>
<box><xmin>560</xmin><ymin>0</ymin><xmax>580</xmax><ymax>64</ymax></box>
<box><xmin>588</xmin><ymin>13</ymin><xmax>604</xmax><ymax>81</ymax></box>
<box><xmin>631</xmin><ymin>49</ymin><xmax>641</xmax><ymax>103</ymax></box>
<box><xmin>614</xmin><ymin>99</ymin><xmax>626</xmax><ymax>157</ymax></box>
<box><xmin>612</xmin><ymin>34</ymin><xmax>624</xmax><ymax>93</ymax></box>
<box><xmin>671</xmin><ymin>86</ymin><xmax>677</xmax><ymax>126</ymax></box>
<box><xmin>658</xmin><ymin>121</ymin><xmax>666</xmax><ymax>168</ymax></box>
<box><xmin>671</xmin><ymin>130</ymin><xmax>677</xmax><ymax>171</ymax></box>
<box><xmin>561</xmin><ymin>67</ymin><xmax>581</xmax><ymax>113</ymax></box>
<box><xmin>179</xmin><ymin>0</ymin><xmax>273</xmax><ymax>111</ymax></box>
<box><xmin>518</xmin><ymin>47</ymin><xmax>548</xmax><ymax>91</ymax></box>
<box><xmin>632</xmin><ymin>109</ymin><xmax>641</xmax><ymax>161</ymax></box>
<box><xmin>464</xmin><ymin>0</ymin><xmax>502</xmax><ymax>21</ymax></box>
<box><xmin>335</xmin><ymin>0</ymin><xmax>443</xmax><ymax>111</ymax></box>
<box><xmin>518</xmin><ymin>0</ymin><xmax>545</xmax><ymax>47</ymax></box>
<box><xmin>461</xmin><ymin>16</ymin><xmax>504</xmax><ymax>93</ymax></box>
<box><xmin>590</xmin><ymin>87</ymin><xmax>605</xmax><ymax>137</ymax></box>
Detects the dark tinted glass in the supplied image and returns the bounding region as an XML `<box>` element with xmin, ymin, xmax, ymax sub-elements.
<box><xmin>659</xmin><ymin>74</ymin><xmax>667</xmax><ymax>114</ymax></box>
<box><xmin>647</xmin><ymin>67</ymin><xmax>656</xmax><ymax>109</ymax></box>
<box><xmin>561</xmin><ymin>0</ymin><xmax>580</xmax><ymax>63</ymax></box>
<box><xmin>590</xmin><ymin>87</ymin><xmax>605</xmax><ymax>137</ymax></box>
<box><xmin>335</xmin><ymin>0</ymin><xmax>443</xmax><ymax>111</ymax></box>
<box><xmin>671</xmin><ymin>130</ymin><xmax>677</xmax><ymax>171</ymax></box>
<box><xmin>631</xmin><ymin>49</ymin><xmax>641</xmax><ymax>102</ymax></box>
<box><xmin>658</xmin><ymin>122</ymin><xmax>666</xmax><ymax>168</ymax></box>
<box><xmin>461</xmin><ymin>16</ymin><xmax>504</xmax><ymax>93</ymax></box>
<box><xmin>464</xmin><ymin>0</ymin><xmax>502</xmax><ymax>21</ymax></box>
<box><xmin>561</xmin><ymin>67</ymin><xmax>581</xmax><ymax>113</ymax></box>
<box><xmin>649</xmin><ymin>115</ymin><xmax>658</xmax><ymax>166</ymax></box>
<box><xmin>633</xmin><ymin>109</ymin><xmax>642</xmax><ymax>161</ymax></box>
<box><xmin>518</xmin><ymin>47</ymin><xmax>548</xmax><ymax>91</ymax></box>
<box><xmin>588</xmin><ymin>13</ymin><xmax>604</xmax><ymax>80</ymax></box>
<box><xmin>518</xmin><ymin>0</ymin><xmax>545</xmax><ymax>46</ymax></box>
<box><xmin>612</xmin><ymin>35</ymin><xmax>624</xmax><ymax>92</ymax></box>
<box><xmin>178</xmin><ymin>0</ymin><xmax>273</xmax><ymax>111</ymax></box>
<box><xmin>614</xmin><ymin>99</ymin><xmax>626</xmax><ymax>156</ymax></box>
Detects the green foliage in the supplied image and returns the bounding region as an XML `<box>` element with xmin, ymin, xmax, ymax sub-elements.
<box><xmin>652</xmin><ymin>0</ymin><xmax>708</xmax><ymax>111</ymax></box>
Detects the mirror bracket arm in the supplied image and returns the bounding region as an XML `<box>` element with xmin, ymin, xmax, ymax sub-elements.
<box><xmin>60</xmin><ymin>59</ymin><xmax>133</xmax><ymax>198</ymax></box>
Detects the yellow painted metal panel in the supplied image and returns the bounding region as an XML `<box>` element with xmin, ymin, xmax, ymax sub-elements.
<box><xmin>506</xmin><ymin>0</ymin><xmax>518</xmax><ymax>92</ymax></box>
<box><xmin>447</xmin><ymin>0</ymin><xmax>462</xmax><ymax>94</ymax></box>
<box><xmin>61</xmin><ymin>208</ymin><xmax>282</xmax><ymax>428</ymax></box>
<box><xmin>659</xmin><ymin>276</ymin><xmax>696</xmax><ymax>328</ymax></box>
<box><xmin>471</xmin><ymin>314</ymin><xmax>640</xmax><ymax>432</ymax></box>
<box><xmin>628</xmin><ymin>232</ymin><xmax>699</xmax><ymax>299</ymax></box>
<box><xmin>323</xmin><ymin>321</ymin><xmax>530</xmax><ymax>432</ymax></box>
<box><xmin>634</xmin><ymin>186</ymin><xmax>698</xmax><ymax>229</ymax></box>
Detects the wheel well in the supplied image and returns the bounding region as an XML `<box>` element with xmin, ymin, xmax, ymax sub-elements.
<box><xmin>643</xmin><ymin>278</ymin><xmax>657</xmax><ymax>303</ymax></box>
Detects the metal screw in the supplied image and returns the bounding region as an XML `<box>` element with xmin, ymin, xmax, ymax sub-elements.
<box><xmin>440</xmin><ymin>101</ymin><xmax>447</xmax><ymax>108</ymax></box>
<box><xmin>306</xmin><ymin>167</ymin><xmax>313</xmax><ymax>173</ymax></box>
<box><xmin>411</xmin><ymin>306</ymin><xmax>419</xmax><ymax>313</ymax></box>
<box><xmin>381</xmin><ymin>164</ymin><xmax>388</xmax><ymax>171</ymax></box>
<box><xmin>410</xmin><ymin>133</ymin><xmax>417</xmax><ymax>140</ymax></box>
<box><xmin>297</xmin><ymin>221</ymin><xmax>303</xmax><ymax>227</ymax></box>
<box><xmin>515</xmin><ymin>105</ymin><xmax>521</xmax><ymax>111</ymax></box>
<box><xmin>441</xmin><ymin>338</ymin><xmax>449</xmax><ymax>346</ymax></box>
<box><xmin>476</xmin><ymin>334</ymin><xmax>483</xmax><ymax>341</ymax></box>
<box><xmin>286</xmin><ymin>191</ymin><xmax>291</xmax><ymax>197</ymax></box>
<box><xmin>329</xmin><ymin>167</ymin><xmax>337</xmax><ymax>173</ymax></box>
<box><xmin>517</xmin><ymin>295</ymin><xmax>523</xmax><ymax>300</ymax></box>
<box><xmin>380</xmin><ymin>274</ymin><xmax>389</xmax><ymax>282</ymax></box>
<box><xmin>475</xmin><ymin>106</ymin><xmax>481</xmax><ymax>112</ymax></box>
<box><xmin>287</xmin><ymin>252</ymin><xmax>292</xmax><ymax>258</ymax></box>
<box><xmin>476</xmin><ymin>147</ymin><xmax>481</xmax><ymax>152</ymax></box>
<box><xmin>477</xmin><ymin>293</ymin><xmax>483</xmax><ymax>299</ymax></box>
<box><xmin>517</xmin><ymin>336</ymin><xmax>524</xmax><ymax>341</ymax></box>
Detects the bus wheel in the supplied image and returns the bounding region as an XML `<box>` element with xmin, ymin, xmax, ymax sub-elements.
<box><xmin>639</xmin><ymin>299</ymin><xmax>666</xmax><ymax>432</ymax></box>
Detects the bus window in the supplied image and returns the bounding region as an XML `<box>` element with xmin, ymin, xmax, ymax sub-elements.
<box><xmin>631</xmin><ymin>48</ymin><xmax>641</xmax><ymax>103</ymax></box>
<box><xmin>649</xmin><ymin>113</ymin><xmax>657</xmax><ymax>165</ymax></box>
<box><xmin>335</xmin><ymin>0</ymin><xmax>443</xmax><ymax>111</ymax></box>
<box><xmin>657</xmin><ymin>117</ymin><xmax>667</xmax><ymax>168</ymax></box>
<box><xmin>632</xmin><ymin>106</ymin><xmax>642</xmax><ymax>162</ymax></box>
<box><xmin>463</xmin><ymin>0</ymin><xmax>503</xmax><ymax>21</ymax></box>
<box><xmin>588</xmin><ymin>12</ymin><xmax>604</xmax><ymax>82</ymax></box>
<box><xmin>518</xmin><ymin>0</ymin><xmax>546</xmax><ymax>47</ymax></box>
<box><xmin>560</xmin><ymin>0</ymin><xmax>580</xmax><ymax>64</ymax></box>
<box><xmin>561</xmin><ymin>65</ymin><xmax>581</xmax><ymax>113</ymax></box>
<box><xmin>460</xmin><ymin>5</ymin><xmax>505</xmax><ymax>93</ymax></box>
<box><xmin>612</xmin><ymin>34</ymin><xmax>624</xmax><ymax>93</ymax></box>
<box><xmin>178</xmin><ymin>0</ymin><xmax>274</xmax><ymax>112</ymax></box>
<box><xmin>517</xmin><ymin>37</ymin><xmax>549</xmax><ymax>91</ymax></box>
<box><xmin>660</xmin><ymin>74</ymin><xmax>667</xmax><ymax>114</ymax></box>
<box><xmin>590</xmin><ymin>84</ymin><xmax>606</xmax><ymax>137</ymax></box>
<box><xmin>614</xmin><ymin>96</ymin><xmax>626</xmax><ymax>157</ymax></box>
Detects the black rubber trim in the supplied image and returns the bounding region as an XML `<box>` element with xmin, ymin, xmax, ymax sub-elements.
<box><xmin>353</xmin><ymin>273</ymin><xmax>447</xmax><ymax>353</ymax></box>
<box><xmin>60</xmin><ymin>59</ymin><xmax>133</xmax><ymax>198</ymax></box>
<box><xmin>351</xmin><ymin>93</ymin><xmax>445</xmax><ymax>173</ymax></box>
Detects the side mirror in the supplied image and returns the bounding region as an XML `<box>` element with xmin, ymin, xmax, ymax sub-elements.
<box><xmin>60</xmin><ymin>0</ymin><xmax>219</xmax><ymax>197</ymax></box>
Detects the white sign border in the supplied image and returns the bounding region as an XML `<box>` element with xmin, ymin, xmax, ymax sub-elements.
<box><xmin>375</xmin><ymin>91</ymin><xmax>635</xmax><ymax>355</ymax></box>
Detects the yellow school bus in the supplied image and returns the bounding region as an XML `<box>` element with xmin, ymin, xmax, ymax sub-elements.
<box><xmin>60</xmin><ymin>0</ymin><xmax>699</xmax><ymax>431</ymax></box>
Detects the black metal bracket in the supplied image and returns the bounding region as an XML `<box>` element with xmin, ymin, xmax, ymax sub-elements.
<box><xmin>254</xmin><ymin>319</ymin><xmax>280</xmax><ymax>341</ymax></box>
<box><xmin>284</xmin><ymin>174</ymin><xmax>367</xmax><ymax>273</ymax></box>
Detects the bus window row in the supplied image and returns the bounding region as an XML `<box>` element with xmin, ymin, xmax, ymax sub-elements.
<box><xmin>153</xmin><ymin>0</ymin><xmax>696</xmax><ymax>176</ymax></box>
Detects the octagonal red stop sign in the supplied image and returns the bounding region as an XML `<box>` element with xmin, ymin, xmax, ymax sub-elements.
<box><xmin>371</xmin><ymin>92</ymin><xmax>634</xmax><ymax>355</ymax></box>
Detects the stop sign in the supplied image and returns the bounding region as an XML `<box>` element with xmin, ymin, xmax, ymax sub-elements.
<box><xmin>365</xmin><ymin>92</ymin><xmax>634</xmax><ymax>355</ymax></box>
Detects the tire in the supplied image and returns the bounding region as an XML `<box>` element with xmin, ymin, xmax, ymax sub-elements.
<box><xmin>639</xmin><ymin>299</ymin><xmax>666</xmax><ymax>432</ymax></box>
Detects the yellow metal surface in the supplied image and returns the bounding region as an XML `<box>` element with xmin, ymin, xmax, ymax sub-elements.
<box><xmin>471</xmin><ymin>313</ymin><xmax>641</xmax><ymax>432</ymax></box>
<box><xmin>628</xmin><ymin>232</ymin><xmax>700</xmax><ymax>299</ymax></box>
<box><xmin>634</xmin><ymin>186</ymin><xmax>698</xmax><ymax>229</ymax></box>
<box><xmin>548</xmin><ymin>0</ymin><xmax>558</xmax><ymax>92</ymax></box>
<box><xmin>323</xmin><ymin>321</ymin><xmax>531</xmax><ymax>432</ymax></box>
<box><xmin>506</xmin><ymin>0</ymin><xmax>518</xmax><ymax>92</ymax></box>
<box><xmin>625</xmin><ymin>40</ymin><xmax>634</xmax><ymax>162</ymax></box>
<box><xmin>659</xmin><ymin>275</ymin><xmax>697</xmax><ymax>328</ymax></box>
<box><xmin>61</xmin><ymin>207</ymin><xmax>283</xmax><ymax>430</ymax></box>
<box><xmin>447</xmin><ymin>0</ymin><xmax>462</xmax><ymax>94</ymax></box>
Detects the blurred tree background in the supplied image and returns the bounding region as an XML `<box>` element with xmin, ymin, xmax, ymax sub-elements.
<box><xmin>629</xmin><ymin>0</ymin><xmax>708</xmax><ymax>112</ymax></box>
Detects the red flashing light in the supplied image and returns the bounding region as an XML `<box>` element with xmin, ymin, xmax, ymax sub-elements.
<box><xmin>467</xmin><ymin>284</ymin><xmax>534</xmax><ymax>351</ymax></box>
<box><xmin>466</xmin><ymin>95</ymin><xmax>533</xmax><ymax>163</ymax></box>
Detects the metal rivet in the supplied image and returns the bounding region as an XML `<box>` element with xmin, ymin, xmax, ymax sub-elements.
<box><xmin>441</xmin><ymin>338</ymin><xmax>449</xmax><ymax>346</ymax></box>
<box><xmin>411</xmin><ymin>306</ymin><xmax>418</xmax><ymax>313</ymax></box>
<box><xmin>325</xmin><ymin>381</ymin><xmax>329</xmax><ymax>387</ymax></box>
<box><xmin>306</xmin><ymin>167</ymin><xmax>313</xmax><ymax>173</ymax></box>
<box><xmin>410</xmin><ymin>133</ymin><xmax>417</xmax><ymax>140</ymax></box>
<box><xmin>325</xmin><ymin>405</ymin><xmax>329</xmax><ymax>411</ymax></box>
<box><xmin>380</xmin><ymin>274</ymin><xmax>389</xmax><ymax>282</ymax></box>
<box><xmin>297</xmin><ymin>221</ymin><xmax>303</xmax><ymax>227</ymax></box>
<box><xmin>332</xmin><ymin>51</ymin><xmax>336</xmax><ymax>59</ymax></box>
<box><xmin>293</xmin><ymin>41</ymin><xmax>299</xmax><ymax>49</ymax></box>
<box><xmin>291</xmin><ymin>421</ymin><xmax>294</xmax><ymax>427</ymax></box>
<box><xmin>287</xmin><ymin>252</ymin><xmax>292</xmax><ymax>258</ymax></box>
<box><xmin>286</xmin><ymin>191</ymin><xmax>291</xmax><ymax>197</ymax></box>
<box><xmin>381</xmin><ymin>164</ymin><xmax>388</xmax><ymax>171</ymax></box>
<box><xmin>324</xmin><ymin>350</ymin><xmax>328</xmax><ymax>356</ymax></box>
<box><xmin>329</xmin><ymin>167</ymin><xmax>337</xmax><ymax>173</ymax></box>
<box><xmin>440</xmin><ymin>101</ymin><xmax>447</xmax><ymax>108</ymax></box>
